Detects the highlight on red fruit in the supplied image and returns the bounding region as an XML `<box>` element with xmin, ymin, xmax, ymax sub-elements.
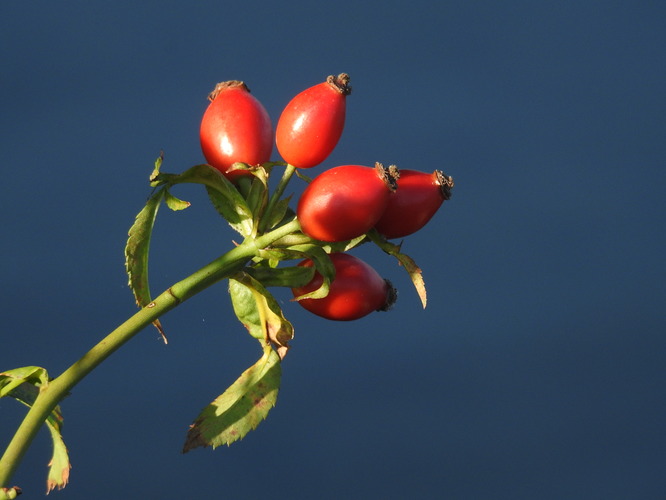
<box><xmin>291</xmin><ymin>253</ymin><xmax>396</xmax><ymax>321</ymax></box>
<box><xmin>297</xmin><ymin>163</ymin><xmax>399</xmax><ymax>242</ymax></box>
<box><xmin>199</xmin><ymin>81</ymin><xmax>273</xmax><ymax>181</ymax></box>
<box><xmin>275</xmin><ymin>73</ymin><xmax>351</xmax><ymax>168</ymax></box>
<box><xmin>374</xmin><ymin>170</ymin><xmax>454</xmax><ymax>239</ymax></box>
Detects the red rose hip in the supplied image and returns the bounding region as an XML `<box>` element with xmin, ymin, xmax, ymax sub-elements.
<box><xmin>297</xmin><ymin>163</ymin><xmax>398</xmax><ymax>242</ymax></box>
<box><xmin>291</xmin><ymin>253</ymin><xmax>396</xmax><ymax>321</ymax></box>
<box><xmin>276</xmin><ymin>74</ymin><xmax>351</xmax><ymax>168</ymax></box>
<box><xmin>374</xmin><ymin>169</ymin><xmax>453</xmax><ymax>239</ymax></box>
<box><xmin>200</xmin><ymin>81</ymin><xmax>273</xmax><ymax>181</ymax></box>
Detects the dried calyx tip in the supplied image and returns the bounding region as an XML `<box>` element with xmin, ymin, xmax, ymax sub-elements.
<box><xmin>434</xmin><ymin>170</ymin><xmax>454</xmax><ymax>200</ymax></box>
<box><xmin>207</xmin><ymin>80</ymin><xmax>248</xmax><ymax>101</ymax></box>
<box><xmin>375</xmin><ymin>162</ymin><xmax>399</xmax><ymax>192</ymax></box>
<box><xmin>326</xmin><ymin>73</ymin><xmax>352</xmax><ymax>95</ymax></box>
<box><xmin>378</xmin><ymin>279</ymin><xmax>398</xmax><ymax>312</ymax></box>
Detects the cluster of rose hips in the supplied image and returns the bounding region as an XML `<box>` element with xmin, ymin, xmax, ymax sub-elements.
<box><xmin>199</xmin><ymin>74</ymin><xmax>453</xmax><ymax>321</ymax></box>
<box><xmin>0</xmin><ymin>75</ymin><xmax>454</xmax><ymax>498</ymax></box>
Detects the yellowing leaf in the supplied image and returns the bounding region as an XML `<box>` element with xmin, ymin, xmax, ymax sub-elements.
<box><xmin>0</xmin><ymin>367</ymin><xmax>71</xmax><ymax>494</ymax></box>
<box><xmin>164</xmin><ymin>189</ymin><xmax>191</xmax><ymax>211</ymax></box>
<box><xmin>229</xmin><ymin>273</ymin><xmax>294</xmax><ymax>358</ymax></box>
<box><xmin>182</xmin><ymin>347</ymin><xmax>281</xmax><ymax>452</ymax></box>
<box><xmin>45</xmin><ymin>411</ymin><xmax>70</xmax><ymax>494</ymax></box>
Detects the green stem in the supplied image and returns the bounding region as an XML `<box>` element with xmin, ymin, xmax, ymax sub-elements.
<box><xmin>0</xmin><ymin>218</ymin><xmax>301</xmax><ymax>489</ymax></box>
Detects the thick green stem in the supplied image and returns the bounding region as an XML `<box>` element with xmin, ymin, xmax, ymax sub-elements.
<box><xmin>0</xmin><ymin>218</ymin><xmax>301</xmax><ymax>489</ymax></box>
<box><xmin>0</xmin><ymin>288</ymin><xmax>182</xmax><ymax>489</ymax></box>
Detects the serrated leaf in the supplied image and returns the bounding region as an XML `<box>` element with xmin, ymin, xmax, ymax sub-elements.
<box><xmin>229</xmin><ymin>273</ymin><xmax>294</xmax><ymax>358</ymax></box>
<box><xmin>124</xmin><ymin>188</ymin><xmax>167</xmax><ymax>342</ymax></box>
<box><xmin>125</xmin><ymin>189</ymin><xmax>164</xmax><ymax>306</ymax></box>
<box><xmin>367</xmin><ymin>230</ymin><xmax>427</xmax><ymax>308</ymax></box>
<box><xmin>45</xmin><ymin>406</ymin><xmax>70</xmax><ymax>494</ymax></box>
<box><xmin>182</xmin><ymin>347</ymin><xmax>281</xmax><ymax>452</ymax></box>
<box><xmin>0</xmin><ymin>367</ymin><xmax>71</xmax><ymax>493</ymax></box>
<box><xmin>172</xmin><ymin>164</ymin><xmax>253</xmax><ymax>237</ymax></box>
<box><xmin>164</xmin><ymin>189</ymin><xmax>191</xmax><ymax>211</ymax></box>
<box><xmin>205</xmin><ymin>186</ymin><xmax>252</xmax><ymax>236</ymax></box>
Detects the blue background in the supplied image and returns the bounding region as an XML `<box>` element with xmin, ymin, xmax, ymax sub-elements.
<box><xmin>2</xmin><ymin>1</ymin><xmax>665</xmax><ymax>498</ymax></box>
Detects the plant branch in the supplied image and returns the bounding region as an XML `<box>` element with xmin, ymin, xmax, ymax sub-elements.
<box><xmin>0</xmin><ymin>217</ymin><xmax>301</xmax><ymax>490</ymax></box>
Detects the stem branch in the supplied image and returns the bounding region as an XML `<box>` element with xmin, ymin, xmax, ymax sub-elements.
<box><xmin>0</xmin><ymin>217</ymin><xmax>301</xmax><ymax>489</ymax></box>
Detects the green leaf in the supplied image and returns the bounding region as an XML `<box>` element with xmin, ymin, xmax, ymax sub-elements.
<box><xmin>254</xmin><ymin>246</ymin><xmax>311</xmax><ymax>263</ymax></box>
<box><xmin>287</xmin><ymin>245</ymin><xmax>335</xmax><ymax>301</ymax></box>
<box><xmin>228</xmin><ymin>278</ymin><xmax>263</xmax><ymax>340</ymax></box>
<box><xmin>294</xmin><ymin>168</ymin><xmax>313</xmax><ymax>183</ymax></box>
<box><xmin>148</xmin><ymin>152</ymin><xmax>164</xmax><ymax>184</ymax></box>
<box><xmin>262</xmin><ymin>196</ymin><xmax>294</xmax><ymax>232</ymax></box>
<box><xmin>164</xmin><ymin>189</ymin><xmax>191</xmax><ymax>211</ymax></box>
<box><xmin>0</xmin><ymin>366</ymin><xmax>49</xmax><ymax>397</ymax></box>
<box><xmin>321</xmin><ymin>234</ymin><xmax>369</xmax><ymax>254</ymax></box>
<box><xmin>0</xmin><ymin>368</ymin><xmax>65</xmax><ymax>435</ymax></box>
<box><xmin>173</xmin><ymin>164</ymin><xmax>254</xmax><ymax>237</ymax></box>
<box><xmin>367</xmin><ymin>230</ymin><xmax>427</xmax><ymax>308</ymax></box>
<box><xmin>245</xmin><ymin>264</ymin><xmax>315</xmax><ymax>288</ymax></box>
<box><xmin>225</xmin><ymin>161</ymin><xmax>254</xmax><ymax>177</ymax></box>
<box><xmin>253</xmin><ymin>243</ymin><xmax>335</xmax><ymax>300</ymax></box>
<box><xmin>182</xmin><ymin>347</ymin><xmax>281</xmax><ymax>452</ymax></box>
<box><xmin>244</xmin><ymin>173</ymin><xmax>269</xmax><ymax>229</ymax></box>
<box><xmin>125</xmin><ymin>188</ymin><xmax>164</xmax><ymax>307</ymax></box>
<box><xmin>0</xmin><ymin>367</ymin><xmax>71</xmax><ymax>493</ymax></box>
<box><xmin>152</xmin><ymin>163</ymin><xmax>253</xmax><ymax>235</ymax></box>
<box><xmin>229</xmin><ymin>273</ymin><xmax>294</xmax><ymax>358</ymax></box>
<box><xmin>45</xmin><ymin>406</ymin><xmax>70</xmax><ymax>494</ymax></box>
<box><xmin>205</xmin><ymin>186</ymin><xmax>251</xmax><ymax>236</ymax></box>
<box><xmin>124</xmin><ymin>188</ymin><xmax>167</xmax><ymax>342</ymax></box>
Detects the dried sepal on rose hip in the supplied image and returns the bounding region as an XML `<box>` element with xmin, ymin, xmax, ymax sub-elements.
<box><xmin>374</xmin><ymin>170</ymin><xmax>454</xmax><ymax>239</ymax></box>
<box><xmin>275</xmin><ymin>73</ymin><xmax>351</xmax><ymax>168</ymax></box>
<box><xmin>199</xmin><ymin>80</ymin><xmax>273</xmax><ymax>181</ymax></box>
<box><xmin>297</xmin><ymin>162</ymin><xmax>399</xmax><ymax>242</ymax></box>
<box><xmin>291</xmin><ymin>252</ymin><xmax>397</xmax><ymax>321</ymax></box>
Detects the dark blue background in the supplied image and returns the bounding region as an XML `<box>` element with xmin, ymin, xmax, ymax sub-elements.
<box><xmin>2</xmin><ymin>1</ymin><xmax>665</xmax><ymax>498</ymax></box>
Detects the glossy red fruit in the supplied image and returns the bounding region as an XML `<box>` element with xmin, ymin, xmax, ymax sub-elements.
<box><xmin>374</xmin><ymin>170</ymin><xmax>454</xmax><ymax>239</ymax></box>
<box><xmin>200</xmin><ymin>81</ymin><xmax>273</xmax><ymax>181</ymax></box>
<box><xmin>275</xmin><ymin>74</ymin><xmax>351</xmax><ymax>168</ymax></box>
<box><xmin>291</xmin><ymin>253</ymin><xmax>396</xmax><ymax>321</ymax></box>
<box><xmin>297</xmin><ymin>163</ymin><xmax>398</xmax><ymax>242</ymax></box>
